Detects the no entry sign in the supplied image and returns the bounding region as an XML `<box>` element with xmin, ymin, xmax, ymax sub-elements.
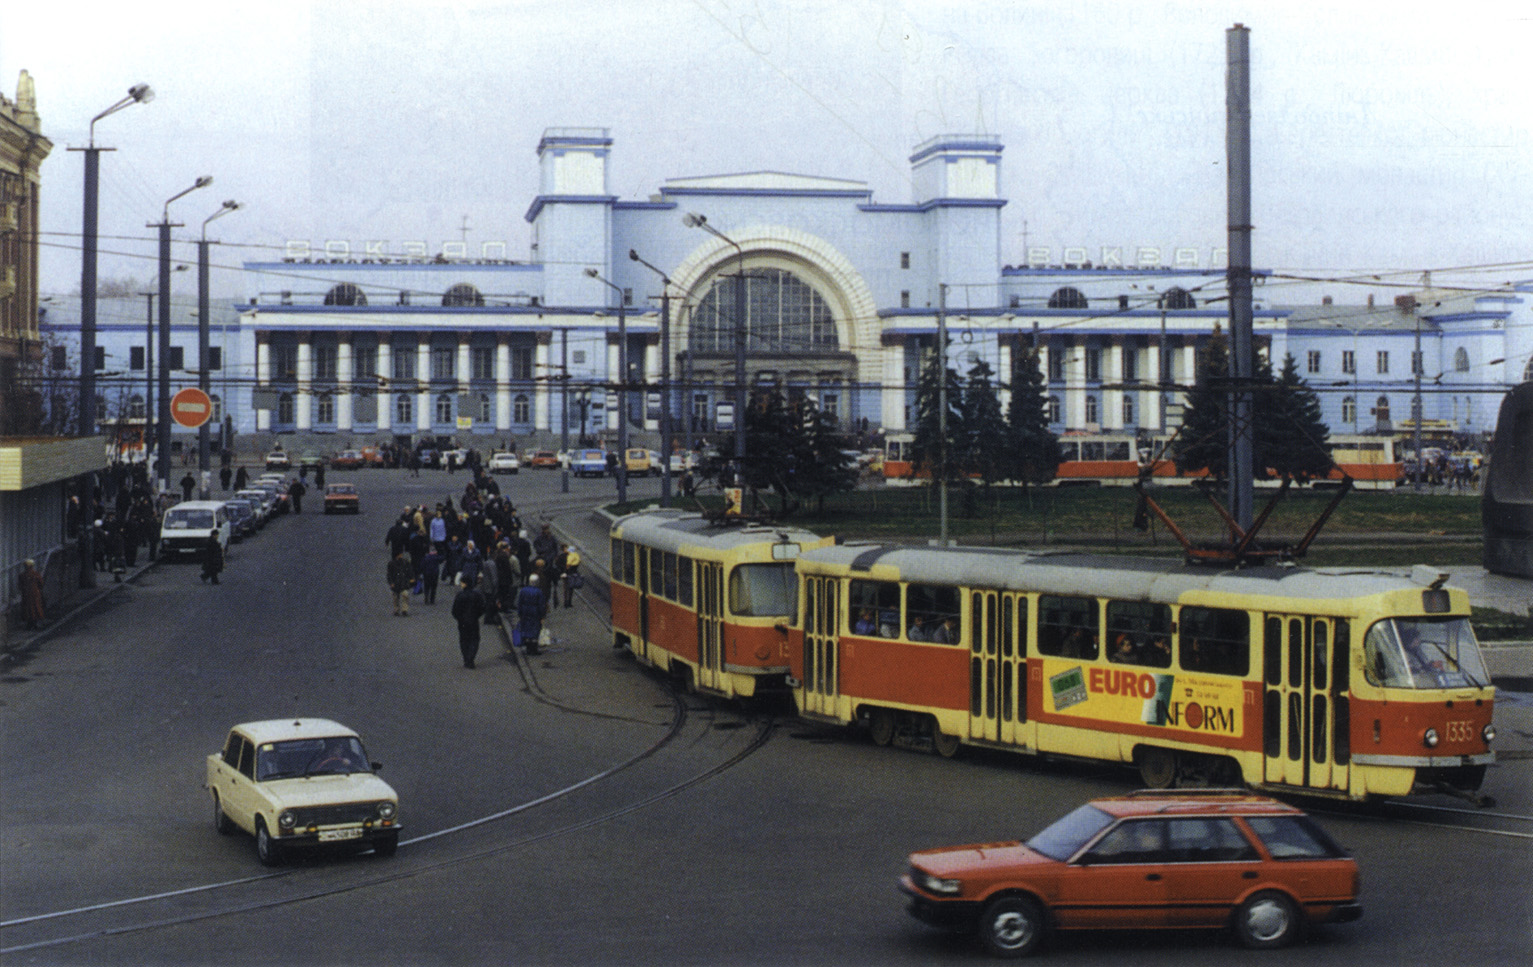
<box><xmin>170</xmin><ymin>387</ymin><xmax>213</xmax><ymax>429</ymax></box>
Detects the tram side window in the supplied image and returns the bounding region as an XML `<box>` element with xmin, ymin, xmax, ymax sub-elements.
<box><xmin>611</xmin><ymin>538</ymin><xmax>624</xmax><ymax>583</ymax></box>
<box><xmin>1105</xmin><ymin>600</ymin><xmax>1172</xmax><ymax>667</ymax></box>
<box><xmin>677</xmin><ymin>555</ymin><xmax>694</xmax><ymax>607</ymax></box>
<box><xmin>1178</xmin><ymin>607</ymin><xmax>1250</xmax><ymax>676</ymax></box>
<box><xmin>906</xmin><ymin>583</ymin><xmax>961</xmax><ymax>644</ymax></box>
<box><xmin>1038</xmin><ymin>595</ymin><xmax>1099</xmax><ymax>659</ymax></box>
<box><xmin>849</xmin><ymin>579</ymin><xmax>901</xmax><ymax>637</ymax></box>
<box><xmin>730</xmin><ymin>563</ymin><xmax>797</xmax><ymax>617</ymax></box>
<box><xmin>622</xmin><ymin>541</ymin><xmax>636</xmax><ymax>587</ymax></box>
<box><xmin>649</xmin><ymin>547</ymin><xmax>664</xmax><ymax>597</ymax></box>
<box><xmin>663</xmin><ymin>552</ymin><xmax>679</xmax><ymax>600</ymax></box>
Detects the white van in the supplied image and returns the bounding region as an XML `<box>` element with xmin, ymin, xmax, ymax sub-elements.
<box><xmin>159</xmin><ymin>500</ymin><xmax>232</xmax><ymax>557</ymax></box>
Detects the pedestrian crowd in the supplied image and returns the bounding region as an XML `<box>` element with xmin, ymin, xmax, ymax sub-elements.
<box><xmin>382</xmin><ymin>480</ymin><xmax>583</xmax><ymax>669</ymax></box>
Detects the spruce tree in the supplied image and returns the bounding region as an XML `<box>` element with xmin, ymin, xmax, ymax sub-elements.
<box><xmin>1003</xmin><ymin>348</ymin><xmax>1060</xmax><ymax>488</ymax></box>
<box><xmin>1172</xmin><ymin>329</ymin><xmax>1232</xmax><ymax>477</ymax></box>
<box><xmin>961</xmin><ymin>359</ymin><xmax>1009</xmax><ymax>490</ymax></box>
<box><xmin>1260</xmin><ymin>353</ymin><xmax>1332</xmax><ymax>481</ymax></box>
<box><xmin>910</xmin><ymin>340</ymin><xmax>964</xmax><ymax>484</ymax></box>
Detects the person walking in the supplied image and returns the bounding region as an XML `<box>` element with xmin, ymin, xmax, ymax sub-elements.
<box><xmin>180</xmin><ymin>472</ymin><xmax>196</xmax><ymax>502</ymax></box>
<box><xmin>419</xmin><ymin>545</ymin><xmax>443</xmax><ymax>605</ymax></box>
<box><xmin>219</xmin><ymin>465</ymin><xmax>232</xmax><ymax>491</ymax></box>
<box><xmin>450</xmin><ymin>576</ymin><xmax>486</xmax><ymax>668</ymax></box>
<box><xmin>233</xmin><ymin>464</ymin><xmax>249</xmax><ymax>491</ymax></box>
<box><xmin>555</xmin><ymin>544</ymin><xmax>581</xmax><ymax>608</ymax></box>
<box><xmin>288</xmin><ymin>477</ymin><xmax>307</xmax><ymax>513</ymax></box>
<box><xmin>515</xmin><ymin>574</ymin><xmax>548</xmax><ymax>656</ymax></box>
<box><xmin>477</xmin><ymin>548</ymin><xmax>500</xmax><ymax>627</ymax></box>
<box><xmin>19</xmin><ymin>559</ymin><xmax>46</xmax><ymax>629</ymax></box>
<box><xmin>387</xmin><ymin>551</ymin><xmax>414</xmax><ymax>616</ymax></box>
<box><xmin>200</xmin><ymin>533</ymin><xmax>225</xmax><ymax>584</ymax></box>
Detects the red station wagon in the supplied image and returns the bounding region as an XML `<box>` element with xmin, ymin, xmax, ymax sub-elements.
<box><xmin>900</xmin><ymin>791</ymin><xmax>1361</xmax><ymax>957</ymax></box>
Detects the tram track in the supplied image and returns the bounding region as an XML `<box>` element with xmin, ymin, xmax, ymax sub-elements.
<box><xmin>0</xmin><ymin>676</ymin><xmax>778</xmax><ymax>956</ymax></box>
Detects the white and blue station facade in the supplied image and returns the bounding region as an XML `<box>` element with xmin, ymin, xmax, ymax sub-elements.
<box><xmin>73</xmin><ymin>126</ymin><xmax>1532</xmax><ymax>450</ymax></box>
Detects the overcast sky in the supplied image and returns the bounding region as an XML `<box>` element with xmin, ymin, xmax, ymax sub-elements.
<box><xmin>7</xmin><ymin>0</ymin><xmax>1530</xmax><ymax>304</ymax></box>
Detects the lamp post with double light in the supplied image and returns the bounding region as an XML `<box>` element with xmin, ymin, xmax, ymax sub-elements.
<box><xmin>683</xmin><ymin>212</ymin><xmax>746</xmax><ymax>492</ymax></box>
<box><xmin>152</xmin><ymin>176</ymin><xmax>212</xmax><ymax>493</ymax></box>
<box><xmin>197</xmin><ymin>200</ymin><xmax>240</xmax><ymax>497</ymax></box>
<box><xmin>584</xmin><ymin>268</ymin><xmax>628</xmax><ymax>504</ymax></box>
<box><xmin>628</xmin><ymin>249</ymin><xmax>674</xmax><ymax>507</ymax></box>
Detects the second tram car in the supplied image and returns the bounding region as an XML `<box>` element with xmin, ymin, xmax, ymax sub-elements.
<box><xmin>787</xmin><ymin>542</ymin><xmax>1495</xmax><ymax>801</ymax></box>
<box><xmin>609</xmin><ymin>510</ymin><xmax>834</xmax><ymax>698</ymax></box>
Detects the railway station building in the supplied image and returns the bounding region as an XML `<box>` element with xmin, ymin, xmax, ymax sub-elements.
<box><xmin>41</xmin><ymin>127</ymin><xmax>1533</xmax><ymax>454</ymax></box>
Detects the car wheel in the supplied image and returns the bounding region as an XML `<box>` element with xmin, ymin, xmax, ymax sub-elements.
<box><xmin>868</xmin><ymin>708</ymin><xmax>896</xmax><ymax>747</ymax></box>
<box><xmin>212</xmin><ymin>793</ymin><xmax>235</xmax><ymax>835</ymax></box>
<box><xmin>372</xmin><ymin>832</ymin><xmax>399</xmax><ymax>858</ymax></box>
<box><xmin>255</xmin><ymin>818</ymin><xmax>283</xmax><ymax>867</ymax></box>
<box><xmin>1233</xmin><ymin>890</ymin><xmax>1301</xmax><ymax>949</ymax></box>
<box><xmin>979</xmin><ymin>896</ymin><xmax>1046</xmax><ymax>958</ymax></box>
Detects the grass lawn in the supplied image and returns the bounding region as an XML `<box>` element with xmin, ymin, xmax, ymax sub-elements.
<box><xmin>638</xmin><ymin>483</ymin><xmax>1487</xmax><ymax>569</ymax></box>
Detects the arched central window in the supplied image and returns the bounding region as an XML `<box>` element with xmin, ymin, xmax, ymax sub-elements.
<box><xmin>442</xmin><ymin>283</ymin><xmax>484</xmax><ymax>307</ymax></box>
<box><xmin>324</xmin><ymin>283</ymin><xmax>367</xmax><ymax>306</ymax></box>
<box><xmin>691</xmin><ymin>267</ymin><xmax>837</xmax><ymax>354</ymax></box>
<box><xmin>1049</xmin><ymin>287</ymin><xmax>1088</xmax><ymax>310</ymax></box>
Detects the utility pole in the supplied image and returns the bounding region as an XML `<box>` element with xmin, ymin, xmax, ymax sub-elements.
<box><xmin>1226</xmin><ymin>23</ymin><xmax>1255</xmax><ymax>532</ymax></box>
<box><xmin>938</xmin><ymin>283</ymin><xmax>949</xmax><ymax>545</ymax></box>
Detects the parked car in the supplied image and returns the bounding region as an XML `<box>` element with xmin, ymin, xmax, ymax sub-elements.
<box><xmin>206</xmin><ymin>718</ymin><xmax>400</xmax><ymax>866</ymax></box>
<box><xmin>264</xmin><ymin>449</ymin><xmax>291</xmax><ymax>470</ymax></box>
<box><xmin>900</xmin><ymin>791</ymin><xmax>1361</xmax><ymax>957</ymax></box>
<box><xmin>570</xmin><ymin>448</ymin><xmax>608</xmax><ymax>477</ymax></box>
<box><xmin>223</xmin><ymin>498</ymin><xmax>258</xmax><ymax>539</ymax></box>
<box><xmin>323</xmin><ymin>482</ymin><xmax>361</xmax><ymax>514</ymax></box>
<box><xmin>488</xmin><ymin>451</ymin><xmax>521</xmax><ymax>474</ymax></box>
<box><xmin>625</xmin><ymin>448</ymin><xmax>661</xmax><ymax>476</ymax></box>
<box><xmin>159</xmin><ymin>500</ymin><xmax>232</xmax><ymax>557</ymax></box>
<box><xmin>332</xmin><ymin>450</ymin><xmax>364</xmax><ymax>470</ymax></box>
<box><xmin>527</xmin><ymin>450</ymin><xmax>559</xmax><ymax>468</ymax></box>
<box><xmin>235</xmin><ymin>489</ymin><xmax>273</xmax><ymax>526</ymax></box>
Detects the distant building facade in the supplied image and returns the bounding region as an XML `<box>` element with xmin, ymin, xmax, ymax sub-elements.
<box><xmin>2</xmin><ymin>70</ymin><xmax>52</xmax><ymax>433</ymax></box>
<box><xmin>41</xmin><ymin>127</ymin><xmax>1533</xmax><ymax>450</ymax></box>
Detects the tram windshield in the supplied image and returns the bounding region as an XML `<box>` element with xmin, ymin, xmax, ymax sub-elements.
<box><xmin>729</xmin><ymin>563</ymin><xmax>797</xmax><ymax>617</ymax></box>
<box><xmin>1363</xmin><ymin>617</ymin><xmax>1490</xmax><ymax>689</ymax></box>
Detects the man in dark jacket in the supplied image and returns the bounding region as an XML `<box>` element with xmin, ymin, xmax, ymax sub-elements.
<box><xmin>200</xmin><ymin>532</ymin><xmax>225</xmax><ymax>585</ymax></box>
<box><xmin>387</xmin><ymin>551</ymin><xmax>414</xmax><ymax>616</ymax></box>
<box><xmin>515</xmin><ymin>574</ymin><xmax>547</xmax><ymax>656</ymax></box>
<box><xmin>450</xmin><ymin>577</ymin><xmax>486</xmax><ymax>668</ymax></box>
<box><xmin>288</xmin><ymin>478</ymin><xmax>307</xmax><ymax>513</ymax></box>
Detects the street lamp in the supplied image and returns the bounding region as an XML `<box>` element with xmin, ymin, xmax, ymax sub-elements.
<box><xmin>153</xmin><ymin>175</ymin><xmax>212</xmax><ymax>493</ymax></box>
<box><xmin>73</xmin><ymin>83</ymin><xmax>153</xmax><ymax>441</ymax></box>
<box><xmin>683</xmin><ymin>212</ymin><xmax>747</xmax><ymax>493</ymax></box>
<box><xmin>629</xmin><ymin>249</ymin><xmax>674</xmax><ymax>507</ymax></box>
<box><xmin>198</xmin><ymin>200</ymin><xmax>241</xmax><ymax>497</ymax></box>
<box><xmin>585</xmin><ymin>268</ymin><xmax>628</xmax><ymax>504</ymax></box>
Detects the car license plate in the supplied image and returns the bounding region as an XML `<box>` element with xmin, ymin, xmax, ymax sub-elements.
<box><xmin>317</xmin><ymin>828</ymin><xmax>363</xmax><ymax>842</ymax></box>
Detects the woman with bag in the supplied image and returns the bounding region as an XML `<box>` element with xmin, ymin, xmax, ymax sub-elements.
<box><xmin>556</xmin><ymin>544</ymin><xmax>582</xmax><ymax>608</ymax></box>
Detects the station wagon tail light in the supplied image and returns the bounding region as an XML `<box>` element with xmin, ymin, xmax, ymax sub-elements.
<box><xmin>1482</xmin><ymin>724</ymin><xmax>1496</xmax><ymax>744</ymax></box>
<box><xmin>1422</xmin><ymin>728</ymin><xmax>1440</xmax><ymax>749</ymax></box>
<box><xmin>913</xmin><ymin>869</ymin><xmax>962</xmax><ymax>896</ymax></box>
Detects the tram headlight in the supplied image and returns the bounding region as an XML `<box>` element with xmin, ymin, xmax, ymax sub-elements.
<box><xmin>1482</xmin><ymin>724</ymin><xmax>1496</xmax><ymax>744</ymax></box>
<box><xmin>1422</xmin><ymin>728</ymin><xmax>1440</xmax><ymax>749</ymax></box>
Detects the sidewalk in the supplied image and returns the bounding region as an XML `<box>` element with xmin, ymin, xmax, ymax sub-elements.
<box><xmin>2</xmin><ymin>559</ymin><xmax>157</xmax><ymax>664</ymax></box>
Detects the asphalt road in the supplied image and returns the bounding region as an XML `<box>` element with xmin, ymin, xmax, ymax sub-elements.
<box><xmin>1</xmin><ymin>466</ymin><xmax>1529</xmax><ymax>966</ymax></box>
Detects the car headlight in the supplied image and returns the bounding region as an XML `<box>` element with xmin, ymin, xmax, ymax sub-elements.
<box><xmin>1422</xmin><ymin>727</ymin><xmax>1440</xmax><ymax>749</ymax></box>
<box><xmin>278</xmin><ymin>810</ymin><xmax>297</xmax><ymax>829</ymax></box>
<box><xmin>1482</xmin><ymin>724</ymin><xmax>1496</xmax><ymax>744</ymax></box>
<box><xmin>915</xmin><ymin>870</ymin><xmax>962</xmax><ymax>896</ymax></box>
<box><xmin>377</xmin><ymin>801</ymin><xmax>397</xmax><ymax>820</ymax></box>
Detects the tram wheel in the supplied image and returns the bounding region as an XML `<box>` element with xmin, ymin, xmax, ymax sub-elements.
<box><xmin>868</xmin><ymin>709</ymin><xmax>896</xmax><ymax>747</ymax></box>
<box><xmin>1136</xmin><ymin>747</ymin><xmax>1177</xmax><ymax>788</ymax></box>
<box><xmin>932</xmin><ymin>729</ymin><xmax>961</xmax><ymax>758</ymax></box>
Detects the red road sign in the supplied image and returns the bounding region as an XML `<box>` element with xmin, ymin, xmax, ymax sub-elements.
<box><xmin>170</xmin><ymin>387</ymin><xmax>213</xmax><ymax>429</ymax></box>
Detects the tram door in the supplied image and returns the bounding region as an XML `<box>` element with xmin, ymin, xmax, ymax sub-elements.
<box><xmin>969</xmin><ymin>592</ymin><xmax>1028</xmax><ymax>745</ymax></box>
<box><xmin>696</xmin><ymin>562</ymin><xmax>725</xmax><ymax>692</ymax></box>
<box><xmin>801</xmin><ymin>575</ymin><xmax>839</xmax><ymax>717</ymax></box>
<box><xmin>1263</xmin><ymin>615</ymin><xmax>1348</xmax><ymax>792</ymax></box>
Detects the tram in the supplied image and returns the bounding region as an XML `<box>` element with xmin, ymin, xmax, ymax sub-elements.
<box><xmin>609</xmin><ymin>510</ymin><xmax>834</xmax><ymax>698</ymax></box>
<box><xmin>882</xmin><ymin>430</ymin><xmax>1402</xmax><ymax>489</ymax></box>
<box><xmin>787</xmin><ymin>542</ymin><xmax>1495</xmax><ymax>801</ymax></box>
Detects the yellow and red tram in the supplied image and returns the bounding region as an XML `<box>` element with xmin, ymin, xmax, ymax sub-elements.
<box><xmin>788</xmin><ymin>542</ymin><xmax>1495</xmax><ymax>801</ymax></box>
<box><xmin>609</xmin><ymin>510</ymin><xmax>834</xmax><ymax>698</ymax></box>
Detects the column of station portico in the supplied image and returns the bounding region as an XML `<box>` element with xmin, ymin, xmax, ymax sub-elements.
<box><xmin>877</xmin><ymin>328</ymin><xmax>1197</xmax><ymax>433</ymax></box>
<box><xmin>250</xmin><ymin>325</ymin><xmax>643</xmax><ymax>438</ymax></box>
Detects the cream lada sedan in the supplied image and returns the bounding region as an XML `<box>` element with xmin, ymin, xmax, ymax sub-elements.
<box><xmin>206</xmin><ymin>718</ymin><xmax>400</xmax><ymax>866</ymax></box>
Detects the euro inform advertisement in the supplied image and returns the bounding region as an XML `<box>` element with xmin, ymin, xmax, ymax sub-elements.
<box><xmin>1044</xmin><ymin>660</ymin><xmax>1246</xmax><ymax>735</ymax></box>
